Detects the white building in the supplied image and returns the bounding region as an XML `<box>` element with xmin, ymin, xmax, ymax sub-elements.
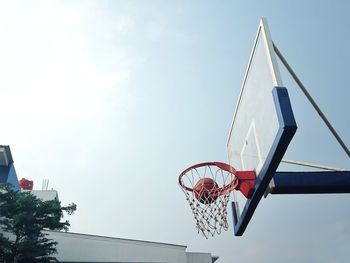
<box><xmin>46</xmin><ymin>230</ymin><xmax>218</xmax><ymax>263</ymax></box>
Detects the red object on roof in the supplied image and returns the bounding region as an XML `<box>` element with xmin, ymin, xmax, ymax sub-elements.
<box><xmin>19</xmin><ymin>178</ymin><xmax>33</xmax><ymax>190</ymax></box>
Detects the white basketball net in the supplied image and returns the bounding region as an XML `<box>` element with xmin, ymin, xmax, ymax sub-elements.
<box><xmin>179</xmin><ymin>164</ymin><xmax>235</xmax><ymax>238</ymax></box>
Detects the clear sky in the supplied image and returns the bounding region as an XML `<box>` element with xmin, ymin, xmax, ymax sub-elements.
<box><xmin>0</xmin><ymin>1</ymin><xmax>349</xmax><ymax>262</ymax></box>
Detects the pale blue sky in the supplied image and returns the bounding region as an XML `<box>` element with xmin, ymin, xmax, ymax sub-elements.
<box><xmin>0</xmin><ymin>1</ymin><xmax>349</xmax><ymax>262</ymax></box>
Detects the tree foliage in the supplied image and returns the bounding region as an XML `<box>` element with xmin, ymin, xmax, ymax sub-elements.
<box><xmin>0</xmin><ymin>183</ymin><xmax>76</xmax><ymax>263</ymax></box>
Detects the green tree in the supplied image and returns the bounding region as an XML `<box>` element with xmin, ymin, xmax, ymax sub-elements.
<box><xmin>0</xmin><ymin>183</ymin><xmax>76</xmax><ymax>263</ymax></box>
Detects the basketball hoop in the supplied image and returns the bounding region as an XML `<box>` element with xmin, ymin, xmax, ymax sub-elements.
<box><xmin>179</xmin><ymin>162</ymin><xmax>256</xmax><ymax>238</ymax></box>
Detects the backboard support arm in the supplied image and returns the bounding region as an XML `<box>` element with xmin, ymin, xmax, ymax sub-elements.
<box><xmin>269</xmin><ymin>171</ymin><xmax>350</xmax><ymax>194</ymax></box>
<box><xmin>273</xmin><ymin>42</ymin><xmax>350</xmax><ymax>158</ymax></box>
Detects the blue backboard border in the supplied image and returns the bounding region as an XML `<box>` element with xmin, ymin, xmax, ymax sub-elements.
<box><xmin>232</xmin><ymin>86</ymin><xmax>297</xmax><ymax>236</ymax></box>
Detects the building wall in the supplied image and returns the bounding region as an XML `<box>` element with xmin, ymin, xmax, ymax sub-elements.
<box><xmin>46</xmin><ymin>231</ymin><xmax>215</xmax><ymax>263</ymax></box>
<box><xmin>28</xmin><ymin>190</ymin><xmax>59</xmax><ymax>201</ymax></box>
<box><xmin>186</xmin><ymin>252</ymin><xmax>215</xmax><ymax>263</ymax></box>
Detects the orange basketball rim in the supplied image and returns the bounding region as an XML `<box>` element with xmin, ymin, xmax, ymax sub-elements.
<box><xmin>178</xmin><ymin>162</ymin><xmax>256</xmax><ymax>238</ymax></box>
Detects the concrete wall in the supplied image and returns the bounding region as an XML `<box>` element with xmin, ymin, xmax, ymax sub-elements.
<box><xmin>29</xmin><ymin>190</ymin><xmax>59</xmax><ymax>201</ymax></box>
<box><xmin>46</xmin><ymin>231</ymin><xmax>215</xmax><ymax>263</ymax></box>
<box><xmin>186</xmin><ymin>252</ymin><xmax>215</xmax><ymax>263</ymax></box>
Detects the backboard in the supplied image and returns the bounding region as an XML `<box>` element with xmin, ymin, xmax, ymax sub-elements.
<box><xmin>227</xmin><ymin>18</ymin><xmax>297</xmax><ymax>236</ymax></box>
